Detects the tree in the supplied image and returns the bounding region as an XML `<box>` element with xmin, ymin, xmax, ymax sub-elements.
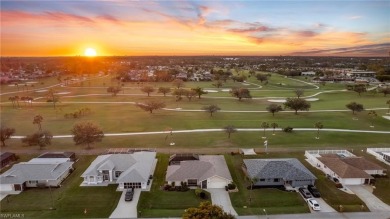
<box><xmin>212</xmin><ymin>80</ymin><xmax>223</xmax><ymax>88</ymax></box>
<box><xmin>266</xmin><ymin>104</ymin><xmax>283</xmax><ymax>116</ymax></box>
<box><xmin>107</xmin><ymin>86</ymin><xmax>122</xmax><ymax>96</ymax></box>
<box><xmin>158</xmin><ymin>87</ymin><xmax>171</xmax><ymax>97</ymax></box>
<box><xmin>33</xmin><ymin>115</ymin><xmax>43</xmax><ymax>131</ymax></box>
<box><xmin>224</xmin><ymin>125</ymin><xmax>237</xmax><ymax>138</ymax></box>
<box><xmin>346</xmin><ymin>102</ymin><xmax>364</xmax><ymax>115</ymax></box>
<box><xmin>202</xmin><ymin>104</ymin><xmax>221</xmax><ymax>117</ymax></box>
<box><xmin>353</xmin><ymin>84</ymin><xmax>367</xmax><ymax>96</ymax></box>
<box><xmin>260</xmin><ymin>122</ymin><xmax>269</xmax><ymax>138</ymax></box>
<box><xmin>192</xmin><ymin>87</ymin><xmax>207</xmax><ymax>99</ymax></box>
<box><xmin>47</xmin><ymin>89</ymin><xmax>60</xmax><ymax>109</ymax></box>
<box><xmin>172</xmin><ymin>88</ymin><xmax>186</xmax><ymax>101</ymax></box>
<box><xmin>22</xmin><ymin>131</ymin><xmax>53</xmax><ymax>150</ymax></box>
<box><xmin>8</xmin><ymin>96</ymin><xmax>16</xmax><ymax>108</ymax></box>
<box><xmin>379</xmin><ymin>87</ymin><xmax>390</xmax><ymax>97</ymax></box>
<box><xmin>136</xmin><ymin>100</ymin><xmax>166</xmax><ymax>113</ymax></box>
<box><xmin>387</xmin><ymin>99</ymin><xmax>390</xmax><ymax>114</ymax></box>
<box><xmin>183</xmin><ymin>201</ymin><xmax>235</xmax><ymax>219</ymax></box>
<box><xmin>0</xmin><ymin>127</ymin><xmax>15</xmax><ymax>147</ymax></box>
<box><xmin>294</xmin><ymin>89</ymin><xmax>304</xmax><ymax>98</ymax></box>
<box><xmin>230</xmin><ymin>88</ymin><xmax>251</xmax><ymax>101</ymax></box>
<box><xmin>270</xmin><ymin>122</ymin><xmax>278</xmax><ymax>135</ymax></box>
<box><xmin>71</xmin><ymin>122</ymin><xmax>104</xmax><ymax>149</ymax></box>
<box><xmin>255</xmin><ymin>73</ymin><xmax>268</xmax><ymax>83</ymax></box>
<box><xmin>314</xmin><ymin>122</ymin><xmax>323</xmax><ymax>139</ymax></box>
<box><xmin>284</xmin><ymin>98</ymin><xmax>311</xmax><ymax>114</ymax></box>
<box><xmin>140</xmin><ymin>85</ymin><xmax>155</xmax><ymax>97</ymax></box>
<box><xmin>184</xmin><ymin>90</ymin><xmax>197</xmax><ymax>101</ymax></box>
<box><xmin>248</xmin><ymin>177</ymin><xmax>258</xmax><ymax>206</ymax></box>
<box><xmin>368</xmin><ymin>110</ymin><xmax>377</xmax><ymax>127</ymax></box>
<box><xmin>172</xmin><ymin>79</ymin><xmax>184</xmax><ymax>88</ymax></box>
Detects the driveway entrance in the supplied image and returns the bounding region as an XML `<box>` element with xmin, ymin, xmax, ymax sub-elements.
<box><xmin>207</xmin><ymin>188</ymin><xmax>238</xmax><ymax>216</ymax></box>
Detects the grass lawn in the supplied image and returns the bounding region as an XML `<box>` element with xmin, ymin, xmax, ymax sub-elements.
<box><xmin>0</xmin><ymin>156</ymin><xmax>122</xmax><ymax>218</ymax></box>
<box><xmin>137</xmin><ymin>154</ymin><xmax>210</xmax><ymax>218</ymax></box>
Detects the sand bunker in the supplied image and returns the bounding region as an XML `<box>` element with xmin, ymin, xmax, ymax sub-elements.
<box><xmin>26</xmin><ymin>81</ymin><xmax>38</xmax><ymax>84</ymax></box>
<box><xmin>383</xmin><ymin>116</ymin><xmax>390</xmax><ymax>121</ymax></box>
<box><xmin>221</xmin><ymin>89</ymin><xmax>231</xmax><ymax>92</ymax></box>
<box><xmin>305</xmin><ymin>98</ymin><xmax>319</xmax><ymax>101</ymax></box>
<box><xmin>204</xmin><ymin>90</ymin><xmax>218</xmax><ymax>93</ymax></box>
<box><xmin>267</xmin><ymin>99</ymin><xmax>286</xmax><ymax>103</ymax></box>
<box><xmin>55</xmin><ymin>92</ymin><xmax>71</xmax><ymax>95</ymax></box>
<box><xmin>35</xmin><ymin>90</ymin><xmax>48</xmax><ymax>93</ymax></box>
<box><xmin>242</xmin><ymin>83</ymin><xmax>250</xmax><ymax>86</ymax></box>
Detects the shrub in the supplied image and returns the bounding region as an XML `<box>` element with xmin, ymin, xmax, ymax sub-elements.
<box><xmin>227</xmin><ymin>183</ymin><xmax>236</xmax><ymax>190</ymax></box>
<box><xmin>283</xmin><ymin>126</ymin><xmax>293</xmax><ymax>132</ymax></box>
<box><xmin>195</xmin><ymin>188</ymin><xmax>203</xmax><ymax>197</ymax></box>
<box><xmin>335</xmin><ymin>183</ymin><xmax>343</xmax><ymax>188</ymax></box>
<box><xmin>225</xmin><ymin>186</ymin><xmax>228</xmax><ymax>191</ymax></box>
<box><xmin>163</xmin><ymin>184</ymin><xmax>171</xmax><ymax>191</ymax></box>
<box><xmin>200</xmin><ymin>191</ymin><xmax>207</xmax><ymax>199</ymax></box>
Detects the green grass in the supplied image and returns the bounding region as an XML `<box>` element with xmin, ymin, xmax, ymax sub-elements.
<box><xmin>137</xmin><ymin>154</ymin><xmax>209</xmax><ymax>218</ymax></box>
<box><xmin>0</xmin><ymin>156</ymin><xmax>122</xmax><ymax>218</ymax></box>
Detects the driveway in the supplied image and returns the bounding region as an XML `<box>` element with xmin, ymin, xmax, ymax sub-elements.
<box><xmin>308</xmin><ymin>198</ymin><xmax>336</xmax><ymax>213</ymax></box>
<box><xmin>348</xmin><ymin>185</ymin><xmax>390</xmax><ymax>212</ymax></box>
<box><xmin>109</xmin><ymin>189</ymin><xmax>141</xmax><ymax>218</ymax></box>
<box><xmin>207</xmin><ymin>188</ymin><xmax>238</xmax><ymax>216</ymax></box>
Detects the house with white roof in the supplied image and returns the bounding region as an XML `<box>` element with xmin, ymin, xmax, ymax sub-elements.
<box><xmin>0</xmin><ymin>158</ymin><xmax>74</xmax><ymax>193</ymax></box>
<box><xmin>166</xmin><ymin>155</ymin><xmax>232</xmax><ymax>189</ymax></box>
<box><xmin>81</xmin><ymin>151</ymin><xmax>157</xmax><ymax>190</ymax></box>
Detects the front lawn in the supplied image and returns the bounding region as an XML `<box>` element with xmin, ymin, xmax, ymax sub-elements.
<box><xmin>225</xmin><ymin>154</ymin><xmax>309</xmax><ymax>215</ymax></box>
<box><xmin>137</xmin><ymin>154</ymin><xmax>209</xmax><ymax>218</ymax></box>
<box><xmin>0</xmin><ymin>156</ymin><xmax>122</xmax><ymax>218</ymax></box>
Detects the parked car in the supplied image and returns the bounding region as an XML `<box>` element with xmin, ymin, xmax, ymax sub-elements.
<box><xmin>298</xmin><ymin>187</ymin><xmax>312</xmax><ymax>199</ymax></box>
<box><xmin>125</xmin><ymin>188</ymin><xmax>134</xmax><ymax>201</ymax></box>
<box><xmin>307</xmin><ymin>198</ymin><xmax>321</xmax><ymax>211</ymax></box>
<box><xmin>308</xmin><ymin>185</ymin><xmax>321</xmax><ymax>198</ymax></box>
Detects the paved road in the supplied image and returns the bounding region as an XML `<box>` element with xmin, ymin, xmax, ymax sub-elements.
<box><xmin>207</xmin><ymin>188</ymin><xmax>238</xmax><ymax>216</ymax></box>
<box><xmin>109</xmin><ymin>189</ymin><xmax>141</xmax><ymax>219</ymax></box>
<box><xmin>347</xmin><ymin>185</ymin><xmax>390</xmax><ymax>212</ymax></box>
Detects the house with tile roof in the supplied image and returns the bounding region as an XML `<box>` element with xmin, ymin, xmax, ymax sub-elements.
<box><xmin>242</xmin><ymin>158</ymin><xmax>316</xmax><ymax>188</ymax></box>
<box><xmin>305</xmin><ymin>150</ymin><xmax>386</xmax><ymax>185</ymax></box>
<box><xmin>81</xmin><ymin>151</ymin><xmax>157</xmax><ymax>190</ymax></box>
<box><xmin>166</xmin><ymin>155</ymin><xmax>232</xmax><ymax>189</ymax></box>
<box><xmin>0</xmin><ymin>158</ymin><xmax>74</xmax><ymax>193</ymax></box>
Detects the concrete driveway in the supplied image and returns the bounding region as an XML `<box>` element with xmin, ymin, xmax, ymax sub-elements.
<box><xmin>207</xmin><ymin>188</ymin><xmax>238</xmax><ymax>216</ymax></box>
<box><xmin>348</xmin><ymin>185</ymin><xmax>390</xmax><ymax>212</ymax></box>
<box><xmin>308</xmin><ymin>198</ymin><xmax>336</xmax><ymax>213</ymax></box>
<box><xmin>109</xmin><ymin>189</ymin><xmax>141</xmax><ymax>219</ymax></box>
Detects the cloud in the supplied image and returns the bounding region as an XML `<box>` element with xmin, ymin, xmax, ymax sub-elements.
<box><xmin>290</xmin><ymin>43</ymin><xmax>390</xmax><ymax>56</ymax></box>
<box><xmin>348</xmin><ymin>15</ymin><xmax>362</xmax><ymax>20</ymax></box>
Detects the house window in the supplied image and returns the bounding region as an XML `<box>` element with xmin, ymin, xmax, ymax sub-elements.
<box><xmin>124</xmin><ymin>182</ymin><xmax>142</xmax><ymax>188</ymax></box>
<box><xmin>115</xmin><ymin>171</ymin><xmax>123</xmax><ymax>178</ymax></box>
<box><xmin>260</xmin><ymin>179</ymin><xmax>265</xmax><ymax>182</ymax></box>
<box><xmin>274</xmin><ymin>179</ymin><xmax>279</xmax><ymax>182</ymax></box>
<box><xmin>28</xmin><ymin>180</ymin><xmax>38</xmax><ymax>184</ymax></box>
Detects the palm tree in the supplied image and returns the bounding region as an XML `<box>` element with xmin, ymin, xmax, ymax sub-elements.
<box><xmin>368</xmin><ymin>110</ymin><xmax>377</xmax><ymax>128</ymax></box>
<box><xmin>14</xmin><ymin>96</ymin><xmax>20</xmax><ymax>108</ymax></box>
<box><xmin>260</xmin><ymin>122</ymin><xmax>269</xmax><ymax>139</ymax></box>
<box><xmin>33</xmin><ymin>115</ymin><xmax>43</xmax><ymax>131</ymax></box>
<box><xmin>387</xmin><ymin>99</ymin><xmax>390</xmax><ymax>114</ymax></box>
<box><xmin>270</xmin><ymin>123</ymin><xmax>278</xmax><ymax>135</ymax></box>
<box><xmin>8</xmin><ymin>96</ymin><xmax>16</xmax><ymax>108</ymax></box>
<box><xmin>314</xmin><ymin>122</ymin><xmax>323</xmax><ymax>139</ymax></box>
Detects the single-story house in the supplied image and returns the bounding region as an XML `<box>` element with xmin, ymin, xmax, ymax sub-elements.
<box><xmin>305</xmin><ymin>150</ymin><xmax>386</xmax><ymax>185</ymax></box>
<box><xmin>301</xmin><ymin>71</ymin><xmax>316</xmax><ymax>76</ymax></box>
<box><xmin>367</xmin><ymin>148</ymin><xmax>390</xmax><ymax>166</ymax></box>
<box><xmin>166</xmin><ymin>155</ymin><xmax>232</xmax><ymax>189</ymax></box>
<box><xmin>242</xmin><ymin>158</ymin><xmax>316</xmax><ymax>188</ymax></box>
<box><xmin>1</xmin><ymin>152</ymin><xmax>17</xmax><ymax>169</ymax></box>
<box><xmin>38</xmin><ymin>152</ymin><xmax>76</xmax><ymax>161</ymax></box>
<box><xmin>81</xmin><ymin>151</ymin><xmax>157</xmax><ymax>190</ymax></box>
<box><xmin>0</xmin><ymin>158</ymin><xmax>74</xmax><ymax>192</ymax></box>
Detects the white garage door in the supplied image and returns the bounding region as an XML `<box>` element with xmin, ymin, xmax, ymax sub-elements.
<box><xmin>208</xmin><ymin>176</ymin><xmax>228</xmax><ymax>188</ymax></box>
<box><xmin>0</xmin><ymin>184</ymin><xmax>13</xmax><ymax>192</ymax></box>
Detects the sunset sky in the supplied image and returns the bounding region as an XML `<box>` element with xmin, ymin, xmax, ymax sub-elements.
<box><xmin>1</xmin><ymin>0</ymin><xmax>389</xmax><ymax>57</ymax></box>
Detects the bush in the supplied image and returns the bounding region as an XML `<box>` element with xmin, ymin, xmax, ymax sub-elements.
<box><xmin>200</xmin><ymin>191</ymin><xmax>207</xmax><ymax>199</ymax></box>
<box><xmin>195</xmin><ymin>188</ymin><xmax>203</xmax><ymax>197</ymax></box>
<box><xmin>163</xmin><ymin>184</ymin><xmax>171</xmax><ymax>191</ymax></box>
<box><xmin>227</xmin><ymin>183</ymin><xmax>236</xmax><ymax>190</ymax></box>
<box><xmin>283</xmin><ymin>126</ymin><xmax>293</xmax><ymax>132</ymax></box>
<box><xmin>225</xmin><ymin>186</ymin><xmax>228</xmax><ymax>191</ymax></box>
<box><xmin>335</xmin><ymin>183</ymin><xmax>343</xmax><ymax>188</ymax></box>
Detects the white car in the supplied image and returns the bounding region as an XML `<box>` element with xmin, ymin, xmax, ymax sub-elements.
<box><xmin>307</xmin><ymin>198</ymin><xmax>321</xmax><ymax>211</ymax></box>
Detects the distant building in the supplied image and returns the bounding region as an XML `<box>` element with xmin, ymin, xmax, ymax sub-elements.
<box><xmin>38</xmin><ymin>152</ymin><xmax>76</xmax><ymax>161</ymax></box>
<box><xmin>367</xmin><ymin>148</ymin><xmax>390</xmax><ymax>166</ymax></box>
<box><xmin>346</xmin><ymin>70</ymin><xmax>376</xmax><ymax>78</ymax></box>
<box><xmin>0</xmin><ymin>152</ymin><xmax>17</xmax><ymax>169</ymax></box>
<box><xmin>301</xmin><ymin>71</ymin><xmax>316</xmax><ymax>76</ymax></box>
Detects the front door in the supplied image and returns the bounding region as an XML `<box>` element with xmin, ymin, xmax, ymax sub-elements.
<box><xmin>202</xmin><ymin>180</ymin><xmax>207</xmax><ymax>189</ymax></box>
<box><xmin>14</xmin><ymin>184</ymin><xmax>21</xmax><ymax>191</ymax></box>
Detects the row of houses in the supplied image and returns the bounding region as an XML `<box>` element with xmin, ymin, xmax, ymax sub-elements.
<box><xmin>1</xmin><ymin>148</ymin><xmax>388</xmax><ymax>194</ymax></box>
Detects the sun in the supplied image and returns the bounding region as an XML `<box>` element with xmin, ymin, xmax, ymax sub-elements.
<box><xmin>84</xmin><ymin>48</ymin><xmax>97</xmax><ymax>57</ymax></box>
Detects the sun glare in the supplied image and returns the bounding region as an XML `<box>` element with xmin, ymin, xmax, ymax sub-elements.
<box><xmin>84</xmin><ymin>48</ymin><xmax>97</xmax><ymax>57</ymax></box>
